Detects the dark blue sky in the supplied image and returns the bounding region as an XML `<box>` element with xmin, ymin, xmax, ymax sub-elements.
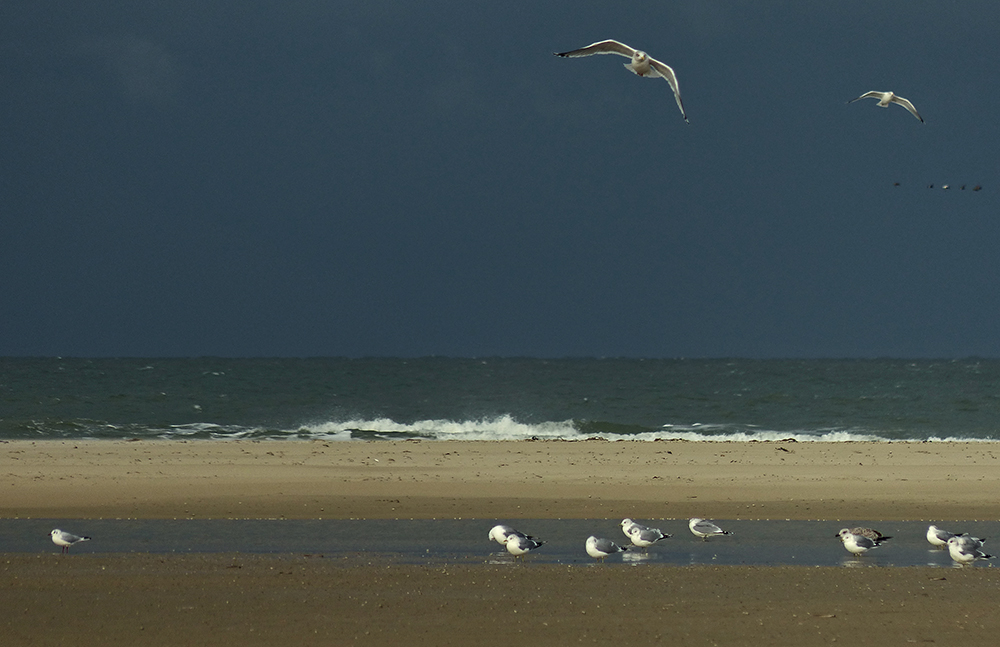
<box><xmin>3</xmin><ymin>2</ymin><xmax>999</xmax><ymax>357</ymax></box>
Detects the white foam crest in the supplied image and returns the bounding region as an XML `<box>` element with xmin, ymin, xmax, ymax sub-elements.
<box><xmin>288</xmin><ymin>418</ymin><xmax>886</xmax><ymax>442</ymax></box>
<box><xmin>299</xmin><ymin>415</ymin><xmax>579</xmax><ymax>441</ymax></box>
<box><xmin>634</xmin><ymin>429</ymin><xmax>884</xmax><ymax>443</ymax></box>
<box><xmin>164</xmin><ymin>418</ymin><xmax>998</xmax><ymax>443</ymax></box>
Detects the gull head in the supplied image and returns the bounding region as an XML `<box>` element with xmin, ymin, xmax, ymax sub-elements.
<box><xmin>627</xmin><ymin>50</ymin><xmax>653</xmax><ymax>76</ymax></box>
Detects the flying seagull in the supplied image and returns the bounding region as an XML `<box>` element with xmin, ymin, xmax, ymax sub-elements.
<box><xmin>555</xmin><ymin>40</ymin><xmax>688</xmax><ymax>123</ymax></box>
<box><xmin>848</xmin><ymin>91</ymin><xmax>923</xmax><ymax>123</ymax></box>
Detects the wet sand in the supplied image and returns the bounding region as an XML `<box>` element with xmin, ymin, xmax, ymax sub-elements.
<box><xmin>3</xmin><ymin>439</ymin><xmax>1000</xmax><ymax>645</ymax></box>
<box><xmin>3</xmin><ymin>554</ymin><xmax>999</xmax><ymax>646</ymax></box>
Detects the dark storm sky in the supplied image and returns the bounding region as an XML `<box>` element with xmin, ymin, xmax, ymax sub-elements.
<box><xmin>3</xmin><ymin>2</ymin><xmax>999</xmax><ymax>358</ymax></box>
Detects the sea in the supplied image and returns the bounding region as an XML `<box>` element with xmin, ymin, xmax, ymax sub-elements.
<box><xmin>3</xmin><ymin>357</ymin><xmax>1000</xmax><ymax>442</ymax></box>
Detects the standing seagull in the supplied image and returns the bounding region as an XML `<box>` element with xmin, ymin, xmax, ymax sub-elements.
<box><xmin>628</xmin><ymin>524</ymin><xmax>671</xmax><ymax>549</ymax></box>
<box><xmin>555</xmin><ymin>40</ymin><xmax>688</xmax><ymax>123</ymax></box>
<box><xmin>51</xmin><ymin>529</ymin><xmax>90</xmax><ymax>553</ymax></box>
<box><xmin>586</xmin><ymin>535</ymin><xmax>629</xmax><ymax>562</ymax></box>
<box><xmin>947</xmin><ymin>535</ymin><xmax>994</xmax><ymax>566</ymax></box>
<box><xmin>837</xmin><ymin>528</ymin><xmax>883</xmax><ymax>558</ymax></box>
<box><xmin>688</xmin><ymin>518</ymin><xmax>732</xmax><ymax>541</ymax></box>
<box><xmin>489</xmin><ymin>524</ymin><xmax>532</xmax><ymax>546</ymax></box>
<box><xmin>848</xmin><ymin>91</ymin><xmax>924</xmax><ymax>123</ymax></box>
<box><xmin>503</xmin><ymin>533</ymin><xmax>545</xmax><ymax>559</ymax></box>
<box><xmin>926</xmin><ymin>525</ymin><xmax>963</xmax><ymax>549</ymax></box>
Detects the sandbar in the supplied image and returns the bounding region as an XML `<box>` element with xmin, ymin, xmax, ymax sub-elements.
<box><xmin>2</xmin><ymin>439</ymin><xmax>998</xmax><ymax>520</ymax></box>
<box><xmin>4</xmin><ymin>439</ymin><xmax>1000</xmax><ymax>646</ymax></box>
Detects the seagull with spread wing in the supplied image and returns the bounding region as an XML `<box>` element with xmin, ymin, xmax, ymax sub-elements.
<box><xmin>848</xmin><ymin>91</ymin><xmax>924</xmax><ymax>123</ymax></box>
<box><xmin>555</xmin><ymin>39</ymin><xmax>688</xmax><ymax>123</ymax></box>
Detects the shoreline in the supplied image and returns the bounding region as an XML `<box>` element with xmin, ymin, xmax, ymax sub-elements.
<box><xmin>3</xmin><ymin>439</ymin><xmax>999</xmax><ymax>521</ymax></box>
<box><xmin>6</xmin><ymin>439</ymin><xmax>1000</xmax><ymax>645</ymax></box>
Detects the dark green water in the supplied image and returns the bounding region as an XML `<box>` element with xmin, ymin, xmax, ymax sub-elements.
<box><xmin>3</xmin><ymin>357</ymin><xmax>1000</xmax><ymax>441</ymax></box>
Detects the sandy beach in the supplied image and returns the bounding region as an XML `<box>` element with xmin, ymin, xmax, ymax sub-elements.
<box><xmin>3</xmin><ymin>439</ymin><xmax>1000</xmax><ymax>520</ymax></box>
<box><xmin>3</xmin><ymin>439</ymin><xmax>1000</xmax><ymax>645</ymax></box>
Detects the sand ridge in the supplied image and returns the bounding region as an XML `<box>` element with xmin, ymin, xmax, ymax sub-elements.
<box><xmin>3</xmin><ymin>439</ymin><xmax>999</xmax><ymax>520</ymax></box>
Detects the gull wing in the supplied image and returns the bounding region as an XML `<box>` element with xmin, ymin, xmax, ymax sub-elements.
<box><xmin>555</xmin><ymin>39</ymin><xmax>636</xmax><ymax>59</ymax></box>
<box><xmin>649</xmin><ymin>58</ymin><xmax>688</xmax><ymax>123</ymax></box>
<box><xmin>592</xmin><ymin>537</ymin><xmax>621</xmax><ymax>553</ymax></box>
<box><xmin>692</xmin><ymin>520</ymin><xmax>721</xmax><ymax>534</ymax></box>
<box><xmin>847</xmin><ymin>91</ymin><xmax>883</xmax><ymax>104</ymax></box>
<box><xmin>890</xmin><ymin>95</ymin><xmax>924</xmax><ymax>122</ymax></box>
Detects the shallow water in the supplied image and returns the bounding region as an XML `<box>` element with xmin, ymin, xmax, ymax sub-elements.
<box><xmin>3</xmin><ymin>519</ymin><xmax>995</xmax><ymax>568</ymax></box>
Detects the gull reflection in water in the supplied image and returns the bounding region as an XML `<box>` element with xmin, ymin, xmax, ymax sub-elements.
<box><xmin>622</xmin><ymin>550</ymin><xmax>652</xmax><ymax>564</ymax></box>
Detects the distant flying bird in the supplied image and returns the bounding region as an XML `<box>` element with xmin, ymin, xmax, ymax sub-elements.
<box><xmin>848</xmin><ymin>91</ymin><xmax>924</xmax><ymax>123</ymax></box>
<box><xmin>51</xmin><ymin>528</ymin><xmax>90</xmax><ymax>553</ymax></box>
<box><xmin>554</xmin><ymin>39</ymin><xmax>688</xmax><ymax>123</ymax></box>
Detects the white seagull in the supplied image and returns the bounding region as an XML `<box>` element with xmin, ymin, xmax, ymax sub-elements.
<box><xmin>51</xmin><ymin>528</ymin><xmax>91</xmax><ymax>553</ymax></box>
<box><xmin>489</xmin><ymin>524</ymin><xmax>530</xmax><ymax>545</ymax></box>
<box><xmin>503</xmin><ymin>533</ymin><xmax>545</xmax><ymax>559</ymax></box>
<box><xmin>620</xmin><ymin>518</ymin><xmax>646</xmax><ymax>538</ymax></box>
<box><xmin>947</xmin><ymin>535</ymin><xmax>994</xmax><ymax>566</ymax></box>
<box><xmin>952</xmin><ymin>534</ymin><xmax>987</xmax><ymax>551</ymax></box>
<box><xmin>586</xmin><ymin>535</ymin><xmax>629</xmax><ymax>561</ymax></box>
<box><xmin>837</xmin><ymin>528</ymin><xmax>885</xmax><ymax>558</ymax></box>
<box><xmin>848</xmin><ymin>91</ymin><xmax>924</xmax><ymax>123</ymax></box>
<box><xmin>926</xmin><ymin>525</ymin><xmax>962</xmax><ymax>548</ymax></box>
<box><xmin>688</xmin><ymin>518</ymin><xmax>732</xmax><ymax>541</ymax></box>
<box><xmin>628</xmin><ymin>524</ymin><xmax>671</xmax><ymax>549</ymax></box>
<box><xmin>555</xmin><ymin>40</ymin><xmax>688</xmax><ymax>123</ymax></box>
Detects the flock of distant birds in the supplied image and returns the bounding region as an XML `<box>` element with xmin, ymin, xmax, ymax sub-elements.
<box><xmin>914</xmin><ymin>183</ymin><xmax>983</xmax><ymax>191</ymax></box>
<box><xmin>51</xmin><ymin>520</ymin><xmax>993</xmax><ymax>566</ymax></box>
<box><xmin>490</xmin><ymin>518</ymin><xmax>731</xmax><ymax>561</ymax></box>
<box><xmin>490</xmin><ymin>520</ymin><xmax>994</xmax><ymax>567</ymax></box>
